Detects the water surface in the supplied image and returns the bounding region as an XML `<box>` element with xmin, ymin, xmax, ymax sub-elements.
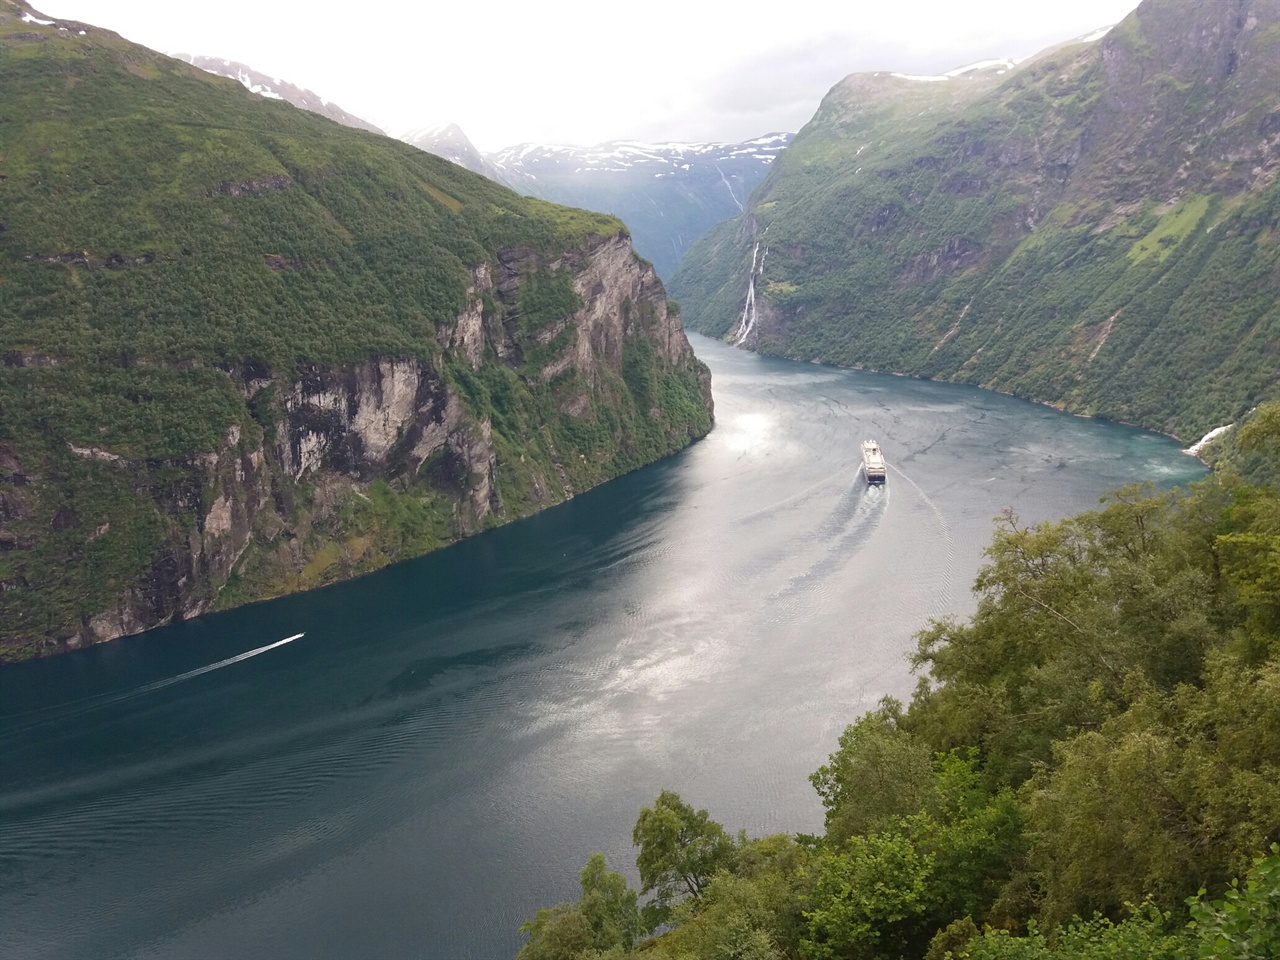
<box><xmin>0</xmin><ymin>336</ymin><xmax>1205</xmax><ymax>958</ymax></box>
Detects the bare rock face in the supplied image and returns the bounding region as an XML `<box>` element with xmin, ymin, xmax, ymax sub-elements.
<box><xmin>14</xmin><ymin>230</ymin><xmax>711</xmax><ymax>659</ymax></box>
<box><xmin>43</xmin><ymin>422</ymin><xmax>273</xmax><ymax>655</ymax></box>
<box><xmin>281</xmin><ymin>358</ymin><xmax>496</xmax><ymax>529</ymax></box>
<box><xmin>573</xmin><ymin>233</ymin><xmax>689</xmax><ymax>368</ymax></box>
<box><xmin>436</xmin><ymin>264</ymin><xmax>490</xmax><ymax>372</ymax></box>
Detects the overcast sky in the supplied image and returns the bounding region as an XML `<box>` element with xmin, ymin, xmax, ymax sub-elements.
<box><xmin>36</xmin><ymin>0</ymin><xmax>1141</xmax><ymax>151</ymax></box>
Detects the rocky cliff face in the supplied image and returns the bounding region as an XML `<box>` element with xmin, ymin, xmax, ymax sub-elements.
<box><xmin>76</xmin><ymin>423</ymin><xmax>272</xmax><ymax>645</ymax></box>
<box><xmin>2</xmin><ymin>231</ymin><xmax>711</xmax><ymax>660</ymax></box>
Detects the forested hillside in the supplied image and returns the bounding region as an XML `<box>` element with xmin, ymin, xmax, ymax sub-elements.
<box><xmin>0</xmin><ymin>0</ymin><xmax>712</xmax><ymax>659</ymax></box>
<box><xmin>672</xmin><ymin>0</ymin><xmax>1280</xmax><ymax>441</ymax></box>
<box><xmin>518</xmin><ymin>403</ymin><xmax>1280</xmax><ymax>959</ymax></box>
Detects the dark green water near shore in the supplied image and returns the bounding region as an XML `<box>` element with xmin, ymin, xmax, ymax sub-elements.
<box><xmin>0</xmin><ymin>335</ymin><xmax>1206</xmax><ymax>958</ymax></box>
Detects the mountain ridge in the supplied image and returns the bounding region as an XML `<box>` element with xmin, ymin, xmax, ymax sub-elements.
<box><xmin>119</xmin><ymin>44</ymin><xmax>793</xmax><ymax>284</ymax></box>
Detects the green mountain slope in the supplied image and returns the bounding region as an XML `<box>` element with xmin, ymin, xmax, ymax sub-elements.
<box><xmin>672</xmin><ymin>0</ymin><xmax>1280</xmax><ymax>441</ymax></box>
<box><xmin>0</xmin><ymin>1</ymin><xmax>712</xmax><ymax>660</ymax></box>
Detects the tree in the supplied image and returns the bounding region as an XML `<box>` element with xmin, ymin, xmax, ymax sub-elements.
<box><xmin>809</xmin><ymin>699</ymin><xmax>934</xmax><ymax>846</ymax></box>
<box><xmin>1187</xmin><ymin>845</ymin><xmax>1280</xmax><ymax>960</ymax></box>
<box><xmin>578</xmin><ymin>852</ymin><xmax>641</xmax><ymax>951</ymax></box>
<box><xmin>517</xmin><ymin>903</ymin><xmax>594</xmax><ymax>960</ymax></box>
<box><xmin>801</xmin><ymin>830</ymin><xmax>934</xmax><ymax>960</ymax></box>
<box><xmin>649</xmin><ymin>835</ymin><xmax>811</xmax><ymax>960</ymax></box>
<box><xmin>960</xmin><ymin>909</ymin><xmax>1185</xmax><ymax>960</ymax></box>
<box><xmin>632</xmin><ymin>790</ymin><xmax>736</xmax><ymax>926</ymax></box>
<box><xmin>1236</xmin><ymin>402</ymin><xmax>1280</xmax><ymax>461</ymax></box>
<box><xmin>518</xmin><ymin>853</ymin><xmax>640</xmax><ymax>959</ymax></box>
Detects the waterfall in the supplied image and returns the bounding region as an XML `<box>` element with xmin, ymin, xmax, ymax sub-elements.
<box><xmin>732</xmin><ymin>241</ymin><xmax>769</xmax><ymax>346</ymax></box>
<box><xmin>731</xmin><ymin>242</ymin><xmax>759</xmax><ymax>345</ymax></box>
<box><xmin>715</xmin><ymin>164</ymin><xmax>744</xmax><ymax>213</ymax></box>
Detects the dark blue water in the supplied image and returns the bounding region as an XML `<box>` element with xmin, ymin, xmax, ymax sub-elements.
<box><xmin>0</xmin><ymin>336</ymin><xmax>1206</xmax><ymax>958</ymax></box>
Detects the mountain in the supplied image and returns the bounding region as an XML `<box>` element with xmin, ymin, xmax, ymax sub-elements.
<box><xmin>0</xmin><ymin>0</ymin><xmax>712</xmax><ymax>660</ymax></box>
<box><xmin>671</xmin><ymin>0</ymin><xmax>1280</xmax><ymax>441</ymax></box>
<box><xmin>175</xmin><ymin>54</ymin><xmax>385</xmax><ymax>136</ymax></box>
<box><xmin>401</xmin><ymin>122</ymin><xmax>511</xmax><ymax>184</ymax></box>
<box><xmin>403</xmin><ymin>131</ymin><xmax>792</xmax><ymax>280</ymax></box>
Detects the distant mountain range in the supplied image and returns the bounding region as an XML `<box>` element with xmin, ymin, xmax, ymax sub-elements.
<box><xmin>401</xmin><ymin>126</ymin><xmax>794</xmax><ymax>280</ymax></box>
<box><xmin>401</xmin><ymin>123</ymin><xmax>507</xmax><ymax>184</ymax></box>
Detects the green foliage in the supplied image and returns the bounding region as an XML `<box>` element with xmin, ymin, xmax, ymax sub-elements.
<box><xmin>802</xmin><ymin>830</ymin><xmax>934</xmax><ymax>960</ymax></box>
<box><xmin>518</xmin><ymin>853</ymin><xmax>641</xmax><ymax>960</ymax></box>
<box><xmin>908</xmin><ymin>485</ymin><xmax>1222</xmax><ymax>786</ymax></box>
<box><xmin>1236</xmin><ymin>402</ymin><xmax>1280</xmax><ymax>462</ymax></box>
<box><xmin>519</xmin><ymin>267</ymin><xmax>583</xmax><ymax>331</ymax></box>
<box><xmin>809</xmin><ymin>700</ymin><xmax>935</xmax><ymax>845</ymax></box>
<box><xmin>0</xmin><ymin>6</ymin><xmax>715</xmax><ymax>655</ymax></box>
<box><xmin>579</xmin><ymin>853</ymin><xmax>643</xmax><ymax>951</ymax></box>
<box><xmin>963</xmin><ymin>908</ymin><xmax>1185</xmax><ymax>960</ymax></box>
<box><xmin>654</xmin><ymin>873</ymin><xmax>787</xmax><ymax>960</ymax></box>
<box><xmin>518</xmin><ymin>904</ymin><xmax>596</xmax><ymax>960</ymax></box>
<box><xmin>1186</xmin><ymin>846</ymin><xmax>1280</xmax><ymax>960</ymax></box>
<box><xmin>632</xmin><ymin>790</ymin><xmax>737</xmax><ymax>927</ymax></box>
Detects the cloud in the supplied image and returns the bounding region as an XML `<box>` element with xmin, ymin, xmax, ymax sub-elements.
<box><xmin>35</xmin><ymin>0</ymin><xmax>1141</xmax><ymax>150</ymax></box>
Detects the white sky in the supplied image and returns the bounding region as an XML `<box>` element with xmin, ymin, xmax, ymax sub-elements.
<box><xmin>35</xmin><ymin>0</ymin><xmax>1141</xmax><ymax>151</ymax></box>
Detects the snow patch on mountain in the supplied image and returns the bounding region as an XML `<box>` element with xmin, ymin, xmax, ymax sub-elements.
<box><xmin>889</xmin><ymin>56</ymin><xmax>1024</xmax><ymax>83</ymax></box>
<box><xmin>489</xmin><ymin>134</ymin><xmax>792</xmax><ymax>175</ymax></box>
<box><xmin>1077</xmin><ymin>25</ymin><xmax>1114</xmax><ymax>43</ymax></box>
<box><xmin>886</xmin><ymin>27</ymin><xmax>1111</xmax><ymax>85</ymax></box>
<box><xmin>175</xmin><ymin>55</ymin><xmax>385</xmax><ymax>136</ymax></box>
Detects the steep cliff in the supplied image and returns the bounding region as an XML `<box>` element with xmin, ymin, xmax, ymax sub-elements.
<box><xmin>672</xmin><ymin>0</ymin><xmax>1280</xmax><ymax>440</ymax></box>
<box><xmin>0</xmin><ymin>2</ymin><xmax>712</xmax><ymax>660</ymax></box>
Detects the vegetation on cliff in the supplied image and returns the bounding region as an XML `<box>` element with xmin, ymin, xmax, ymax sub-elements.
<box><xmin>0</xmin><ymin>1</ymin><xmax>712</xmax><ymax>659</ymax></box>
<box><xmin>671</xmin><ymin>0</ymin><xmax>1280</xmax><ymax>441</ymax></box>
<box><xmin>517</xmin><ymin>404</ymin><xmax>1280</xmax><ymax>958</ymax></box>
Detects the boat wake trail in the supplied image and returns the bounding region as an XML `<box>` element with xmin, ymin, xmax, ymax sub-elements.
<box><xmin>131</xmin><ymin>633</ymin><xmax>305</xmax><ymax>696</ymax></box>
<box><xmin>1</xmin><ymin>633</ymin><xmax>305</xmax><ymax>727</ymax></box>
<box><xmin>887</xmin><ymin>462</ymin><xmax>957</xmax><ymax>614</ymax></box>
<box><xmin>763</xmin><ymin>475</ymin><xmax>889</xmax><ymax>616</ymax></box>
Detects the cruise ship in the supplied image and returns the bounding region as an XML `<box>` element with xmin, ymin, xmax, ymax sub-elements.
<box><xmin>862</xmin><ymin>440</ymin><xmax>886</xmax><ymax>484</ymax></box>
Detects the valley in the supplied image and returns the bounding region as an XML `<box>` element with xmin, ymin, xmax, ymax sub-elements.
<box><xmin>0</xmin><ymin>336</ymin><xmax>1205</xmax><ymax>958</ymax></box>
<box><xmin>4</xmin><ymin>0</ymin><xmax>1280</xmax><ymax>957</ymax></box>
